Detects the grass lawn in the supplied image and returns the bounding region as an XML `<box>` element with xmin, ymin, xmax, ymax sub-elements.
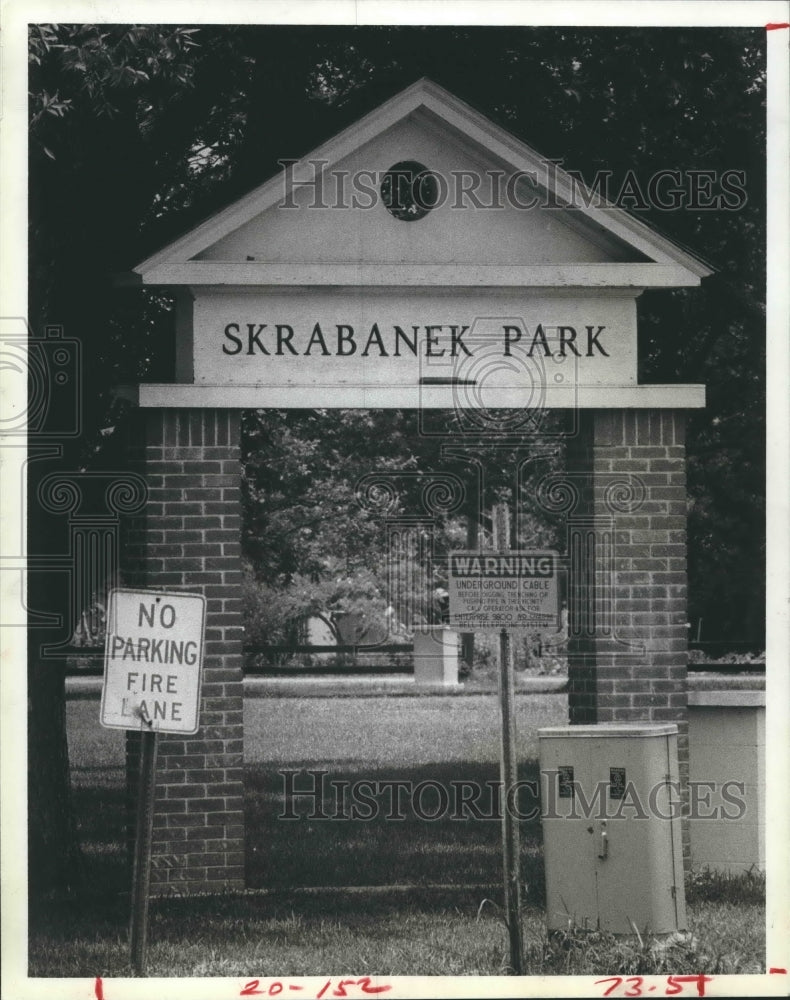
<box><xmin>242</xmin><ymin>694</ymin><xmax>563</xmax><ymax>891</ymax></box>
<box><xmin>29</xmin><ymin>885</ymin><xmax>765</xmax><ymax>979</ymax></box>
<box><xmin>27</xmin><ymin>691</ymin><xmax>766</xmax><ymax>978</ymax></box>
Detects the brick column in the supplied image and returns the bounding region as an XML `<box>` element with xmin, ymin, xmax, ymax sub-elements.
<box><xmin>125</xmin><ymin>408</ymin><xmax>245</xmax><ymax>895</ymax></box>
<box><xmin>565</xmin><ymin>409</ymin><xmax>689</xmax><ymax>851</ymax></box>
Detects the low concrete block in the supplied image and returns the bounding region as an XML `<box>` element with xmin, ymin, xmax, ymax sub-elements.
<box><xmin>413</xmin><ymin>626</ymin><xmax>460</xmax><ymax>686</ymax></box>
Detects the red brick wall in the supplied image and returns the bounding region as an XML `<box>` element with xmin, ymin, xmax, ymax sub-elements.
<box><xmin>565</xmin><ymin>409</ymin><xmax>689</xmax><ymax>850</ymax></box>
<box><xmin>119</xmin><ymin>404</ymin><xmax>692</xmax><ymax>884</ymax></box>
<box><xmin>125</xmin><ymin>409</ymin><xmax>245</xmax><ymax>895</ymax></box>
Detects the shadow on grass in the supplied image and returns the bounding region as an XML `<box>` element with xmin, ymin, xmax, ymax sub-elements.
<box><xmin>29</xmin><ymin>775</ymin><xmax>132</xmax><ymax>945</ymax></box>
<box><xmin>30</xmin><ymin>757</ymin><xmax>766</xmax><ymax>978</ymax></box>
<box><xmin>244</xmin><ymin>758</ymin><xmax>546</xmax><ymax>904</ymax></box>
<box><xmin>32</xmin><ymin>758</ymin><xmax>546</xmax><ymax>945</ymax></box>
<box><xmin>70</xmin><ymin>779</ymin><xmax>130</xmax><ymax>893</ymax></box>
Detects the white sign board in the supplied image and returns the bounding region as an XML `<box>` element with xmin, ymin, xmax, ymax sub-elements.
<box><xmin>100</xmin><ymin>589</ymin><xmax>206</xmax><ymax>734</ymax></box>
<box><xmin>191</xmin><ymin>288</ymin><xmax>638</xmax><ymax>391</ymax></box>
<box><xmin>448</xmin><ymin>550</ymin><xmax>559</xmax><ymax>631</ymax></box>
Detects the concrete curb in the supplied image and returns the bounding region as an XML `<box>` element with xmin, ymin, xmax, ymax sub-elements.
<box><xmin>66</xmin><ymin>674</ymin><xmax>569</xmax><ymax>699</ymax></box>
<box><xmin>67</xmin><ymin>671</ymin><xmax>763</xmax><ymax>700</ymax></box>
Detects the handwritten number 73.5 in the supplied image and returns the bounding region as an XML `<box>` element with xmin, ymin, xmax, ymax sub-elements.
<box><xmin>595</xmin><ymin>975</ymin><xmax>713</xmax><ymax>997</ymax></box>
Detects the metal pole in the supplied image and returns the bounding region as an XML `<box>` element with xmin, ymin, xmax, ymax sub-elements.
<box><xmin>492</xmin><ymin>503</ymin><xmax>524</xmax><ymax>974</ymax></box>
<box><xmin>461</xmin><ymin>508</ymin><xmax>479</xmax><ymax>671</ymax></box>
<box><xmin>130</xmin><ymin>727</ymin><xmax>158</xmax><ymax>976</ymax></box>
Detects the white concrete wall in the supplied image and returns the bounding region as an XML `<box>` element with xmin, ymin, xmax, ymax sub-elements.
<box><xmin>688</xmin><ymin>692</ymin><xmax>765</xmax><ymax>874</ymax></box>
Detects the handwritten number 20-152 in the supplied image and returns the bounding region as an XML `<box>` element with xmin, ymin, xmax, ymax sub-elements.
<box><xmin>241</xmin><ymin>979</ymin><xmax>391</xmax><ymax>997</ymax></box>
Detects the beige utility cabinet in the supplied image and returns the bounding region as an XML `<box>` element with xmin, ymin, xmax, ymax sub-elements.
<box><xmin>538</xmin><ymin>723</ymin><xmax>686</xmax><ymax>935</ymax></box>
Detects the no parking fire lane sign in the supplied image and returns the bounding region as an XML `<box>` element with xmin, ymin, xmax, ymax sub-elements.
<box><xmin>100</xmin><ymin>588</ymin><xmax>206</xmax><ymax>733</ymax></box>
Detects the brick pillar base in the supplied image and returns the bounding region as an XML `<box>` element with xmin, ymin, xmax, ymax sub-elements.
<box><xmin>125</xmin><ymin>408</ymin><xmax>245</xmax><ymax>895</ymax></box>
<box><xmin>566</xmin><ymin>409</ymin><xmax>690</xmax><ymax>859</ymax></box>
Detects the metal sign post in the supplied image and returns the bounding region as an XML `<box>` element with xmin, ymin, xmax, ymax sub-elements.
<box><xmin>130</xmin><ymin>727</ymin><xmax>158</xmax><ymax>976</ymax></box>
<box><xmin>100</xmin><ymin>587</ymin><xmax>206</xmax><ymax>976</ymax></box>
<box><xmin>492</xmin><ymin>503</ymin><xmax>524</xmax><ymax>975</ymax></box>
<box><xmin>447</xmin><ymin>520</ymin><xmax>561</xmax><ymax>973</ymax></box>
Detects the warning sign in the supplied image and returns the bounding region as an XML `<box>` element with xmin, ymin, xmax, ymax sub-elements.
<box><xmin>448</xmin><ymin>550</ymin><xmax>559</xmax><ymax>631</ymax></box>
<box><xmin>100</xmin><ymin>588</ymin><xmax>206</xmax><ymax>733</ymax></box>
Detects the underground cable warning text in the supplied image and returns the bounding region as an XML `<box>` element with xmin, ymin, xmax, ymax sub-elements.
<box><xmin>448</xmin><ymin>550</ymin><xmax>560</xmax><ymax>630</ymax></box>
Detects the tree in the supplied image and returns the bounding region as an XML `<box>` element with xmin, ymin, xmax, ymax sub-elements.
<box><xmin>26</xmin><ymin>24</ymin><xmax>765</xmax><ymax>897</ymax></box>
<box><xmin>240</xmin><ymin>408</ymin><xmax>563</xmax><ymax>650</ymax></box>
<box><xmin>27</xmin><ymin>22</ymin><xmax>218</xmax><ymax>899</ymax></box>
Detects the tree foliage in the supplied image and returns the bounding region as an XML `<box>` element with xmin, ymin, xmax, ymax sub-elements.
<box><xmin>29</xmin><ymin>24</ymin><xmax>766</xmax><ymax>644</ymax></box>
<box><xmin>240</xmin><ymin>408</ymin><xmax>563</xmax><ymax>644</ymax></box>
<box><xmin>27</xmin><ymin>24</ymin><xmax>766</xmax><ymax>895</ymax></box>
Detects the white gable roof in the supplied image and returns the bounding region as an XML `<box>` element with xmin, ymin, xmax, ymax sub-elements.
<box><xmin>130</xmin><ymin>78</ymin><xmax>712</xmax><ymax>288</ymax></box>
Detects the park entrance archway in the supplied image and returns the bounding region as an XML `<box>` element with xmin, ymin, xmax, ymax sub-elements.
<box><xmin>118</xmin><ymin>79</ymin><xmax>708</xmax><ymax>894</ymax></box>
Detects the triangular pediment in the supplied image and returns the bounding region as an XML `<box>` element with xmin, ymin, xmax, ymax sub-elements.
<box><xmin>131</xmin><ymin>79</ymin><xmax>711</xmax><ymax>288</ymax></box>
<box><xmin>193</xmin><ymin>110</ymin><xmax>648</xmax><ymax>268</ymax></box>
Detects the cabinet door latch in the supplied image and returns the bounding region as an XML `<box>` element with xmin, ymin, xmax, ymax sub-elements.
<box><xmin>598</xmin><ymin>820</ymin><xmax>609</xmax><ymax>860</ymax></box>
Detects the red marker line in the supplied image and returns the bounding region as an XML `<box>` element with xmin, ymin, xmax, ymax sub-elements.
<box><xmin>766</xmin><ymin>23</ymin><xmax>790</xmax><ymax>30</ymax></box>
<box><xmin>769</xmin><ymin>967</ymin><xmax>788</xmax><ymax>973</ymax></box>
<box><xmin>95</xmin><ymin>978</ymin><xmax>104</xmax><ymax>1000</ymax></box>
